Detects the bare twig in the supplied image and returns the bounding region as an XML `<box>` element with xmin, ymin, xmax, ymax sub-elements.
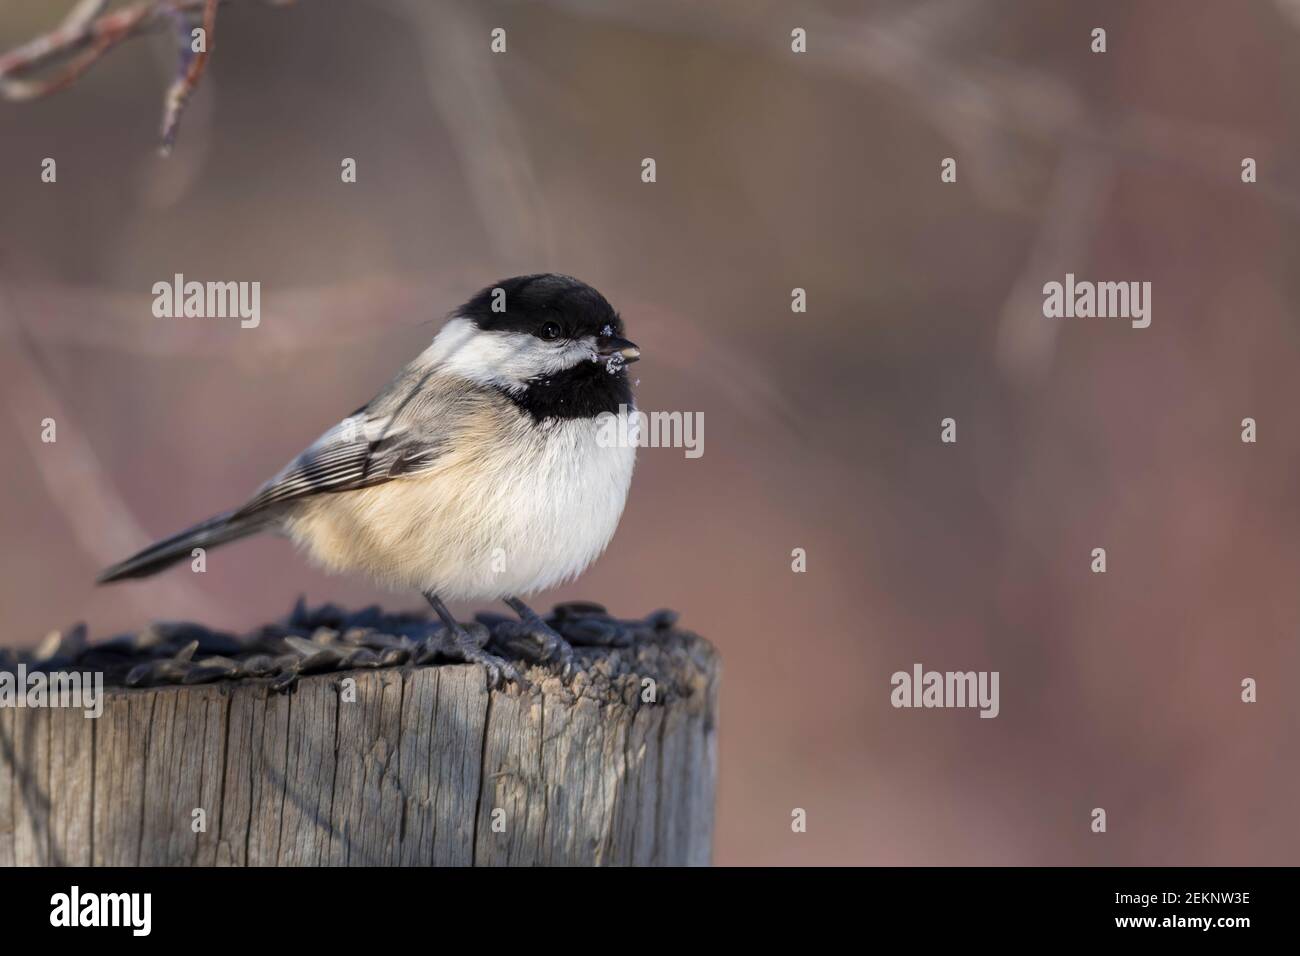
<box><xmin>160</xmin><ymin>0</ymin><xmax>220</xmax><ymax>154</ymax></box>
<box><xmin>1</xmin><ymin>1</ymin><xmax>184</xmax><ymax>94</ymax></box>
<box><xmin>0</xmin><ymin>0</ymin><xmax>291</xmax><ymax>153</ymax></box>
<box><xmin>0</xmin><ymin>2</ymin><xmax>157</xmax><ymax>101</ymax></box>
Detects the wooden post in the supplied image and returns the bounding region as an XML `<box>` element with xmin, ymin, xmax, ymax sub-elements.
<box><xmin>0</xmin><ymin>628</ymin><xmax>719</xmax><ymax>866</ymax></box>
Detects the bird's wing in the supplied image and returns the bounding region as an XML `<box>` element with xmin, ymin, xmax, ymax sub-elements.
<box><xmin>231</xmin><ymin>367</ymin><xmax>460</xmax><ymax>518</ymax></box>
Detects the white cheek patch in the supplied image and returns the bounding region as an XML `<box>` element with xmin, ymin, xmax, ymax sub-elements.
<box><xmin>567</xmin><ymin>337</ymin><xmax>601</xmax><ymax>365</ymax></box>
<box><xmin>419</xmin><ymin>318</ymin><xmax>597</xmax><ymax>390</ymax></box>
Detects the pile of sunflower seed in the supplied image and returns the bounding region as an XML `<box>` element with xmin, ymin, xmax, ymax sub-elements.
<box><xmin>0</xmin><ymin>600</ymin><xmax>680</xmax><ymax>693</ymax></box>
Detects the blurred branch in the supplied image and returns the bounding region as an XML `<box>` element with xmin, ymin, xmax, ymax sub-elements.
<box><xmin>995</xmin><ymin>143</ymin><xmax>1116</xmax><ymax>385</ymax></box>
<box><xmin>0</xmin><ymin>276</ymin><xmax>446</xmax><ymax>356</ymax></box>
<box><xmin>394</xmin><ymin>0</ymin><xmax>555</xmax><ymax>263</ymax></box>
<box><xmin>0</xmin><ymin>278</ymin><xmax>226</xmax><ymax>621</ymax></box>
<box><xmin>540</xmin><ymin>0</ymin><xmax>1271</xmax><ymax>209</ymax></box>
<box><xmin>542</xmin><ymin>0</ymin><xmax>1073</xmax><ymax>210</ymax></box>
<box><xmin>0</xmin><ymin>0</ymin><xmax>293</xmax><ymax>154</ymax></box>
<box><xmin>160</xmin><ymin>0</ymin><xmax>220</xmax><ymax>153</ymax></box>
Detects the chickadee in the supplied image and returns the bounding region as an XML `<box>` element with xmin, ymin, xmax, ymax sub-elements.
<box><xmin>98</xmin><ymin>274</ymin><xmax>641</xmax><ymax>685</ymax></box>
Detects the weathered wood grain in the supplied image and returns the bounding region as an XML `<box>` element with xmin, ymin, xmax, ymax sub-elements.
<box><xmin>1</xmin><ymin>630</ymin><xmax>718</xmax><ymax>866</ymax></box>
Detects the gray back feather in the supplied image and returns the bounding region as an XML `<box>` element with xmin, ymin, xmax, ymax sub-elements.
<box><xmin>232</xmin><ymin>364</ymin><xmax>495</xmax><ymax>519</ymax></box>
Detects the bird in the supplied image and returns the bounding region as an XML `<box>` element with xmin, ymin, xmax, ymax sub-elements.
<box><xmin>97</xmin><ymin>274</ymin><xmax>641</xmax><ymax>686</ymax></box>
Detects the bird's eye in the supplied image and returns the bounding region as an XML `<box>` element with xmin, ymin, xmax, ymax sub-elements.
<box><xmin>540</xmin><ymin>321</ymin><xmax>562</xmax><ymax>340</ymax></box>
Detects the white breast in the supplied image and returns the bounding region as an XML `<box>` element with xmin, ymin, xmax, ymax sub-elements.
<box><xmin>284</xmin><ymin>410</ymin><xmax>636</xmax><ymax>601</ymax></box>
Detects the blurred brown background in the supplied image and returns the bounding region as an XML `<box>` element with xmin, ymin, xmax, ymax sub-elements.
<box><xmin>3</xmin><ymin>0</ymin><xmax>1300</xmax><ymax>865</ymax></box>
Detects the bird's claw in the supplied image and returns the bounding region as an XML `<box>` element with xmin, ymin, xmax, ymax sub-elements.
<box><xmin>510</xmin><ymin>631</ymin><xmax>575</xmax><ymax>674</ymax></box>
<box><xmin>466</xmin><ymin>649</ymin><xmax>524</xmax><ymax>690</ymax></box>
<box><xmin>532</xmin><ymin>623</ymin><xmax>576</xmax><ymax>676</ymax></box>
<box><xmin>479</xmin><ymin>613</ymin><xmax>576</xmax><ymax>678</ymax></box>
<box><xmin>416</xmin><ymin>622</ymin><xmax>527</xmax><ymax>690</ymax></box>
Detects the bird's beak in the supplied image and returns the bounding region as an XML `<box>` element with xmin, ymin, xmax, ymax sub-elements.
<box><xmin>596</xmin><ymin>335</ymin><xmax>640</xmax><ymax>363</ymax></box>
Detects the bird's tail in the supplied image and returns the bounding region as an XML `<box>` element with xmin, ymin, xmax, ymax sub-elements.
<box><xmin>96</xmin><ymin>509</ymin><xmax>272</xmax><ymax>583</ymax></box>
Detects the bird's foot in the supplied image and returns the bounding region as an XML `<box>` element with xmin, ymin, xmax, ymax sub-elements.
<box><xmin>482</xmin><ymin>599</ymin><xmax>663</xmax><ymax>680</ymax></box>
<box><xmin>415</xmin><ymin>621</ymin><xmax>525</xmax><ymax>690</ymax></box>
<box><xmin>479</xmin><ymin>612</ymin><xmax>576</xmax><ymax>677</ymax></box>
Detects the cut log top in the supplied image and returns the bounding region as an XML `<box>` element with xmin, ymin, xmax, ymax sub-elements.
<box><xmin>0</xmin><ymin>599</ymin><xmax>692</xmax><ymax>692</ymax></box>
<box><xmin>0</xmin><ymin>602</ymin><xmax>720</xmax><ymax>867</ymax></box>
